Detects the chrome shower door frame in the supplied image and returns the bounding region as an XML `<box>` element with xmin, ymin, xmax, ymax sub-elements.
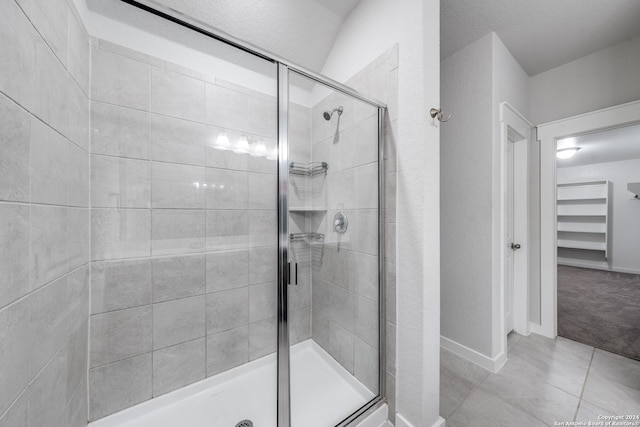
<box><xmin>276</xmin><ymin>63</ymin><xmax>291</xmax><ymax>427</ymax></box>
<box><xmin>116</xmin><ymin>2</ymin><xmax>388</xmax><ymax>425</ymax></box>
<box><xmin>279</xmin><ymin>66</ymin><xmax>388</xmax><ymax>427</ymax></box>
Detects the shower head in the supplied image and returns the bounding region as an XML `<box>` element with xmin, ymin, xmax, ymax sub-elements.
<box><xmin>323</xmin><ymin>106</ymin><xmax>343</xmax><ymax>121</ymax></box>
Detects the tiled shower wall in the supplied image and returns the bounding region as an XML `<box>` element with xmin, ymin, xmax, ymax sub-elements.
<box><xmin>0</xmin><ymin>0</ymin><xmax>91</xmax><ymax>426</ymax></box>
<box><xmin>309</xmin><ymin>46</ymin><xmax>398</xmax><ymax>420</ymax></box>
<box><xmin>87</xmin><ymin>40</ymin><xmax>311</xmax><ymax>420</ymax></box>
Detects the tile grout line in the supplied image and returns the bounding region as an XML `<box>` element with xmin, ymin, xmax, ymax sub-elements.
<box><xmin>508</xmin><ymin>337</ymin><xmax>595</xmax><ymax>400</ymax></box>
<box><xmin>573</xmin><ymin>347</ymin><xmax>595</xmax><ymax>422</ymax></box>
<box><xmin>446</xmin><ymin>367</ymin><xmax>490</xmax><ymax>420</ymax></box>
<box><xmin>86</xmin><ymin>25</ymin><xmax>93</xmax><ymax>422</ymax></box>
<box><xmin>149</xmin><ymin>87</ymin><xmax>155</xmax><ymax>399</ymax></box>
<box><xmin>471</xmin><ymin>374</ymin><xmax>555</xmax><ymax>427</ymax></box>
<box><xmin>470</xmin><ymin>337</ymin><xmax>581</xmax><ymax>426</ymax></box>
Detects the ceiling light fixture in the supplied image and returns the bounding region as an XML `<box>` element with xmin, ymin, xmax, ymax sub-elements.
<box><xmin>557</xmin><ymin>147</ymin><xmax>580</xmax><ymax>159</ymax></box>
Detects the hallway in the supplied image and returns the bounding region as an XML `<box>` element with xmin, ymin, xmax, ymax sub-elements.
<box><xmin>440</xmin><ymin>333</ymin><xmax>640</xmax><ymax>426</ymax></box>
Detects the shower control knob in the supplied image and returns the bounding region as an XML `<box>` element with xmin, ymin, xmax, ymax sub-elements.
<box><xmin>333</xmin><ymin>212</ymin><xmax>348</xmax><ymax>234</ymax></box>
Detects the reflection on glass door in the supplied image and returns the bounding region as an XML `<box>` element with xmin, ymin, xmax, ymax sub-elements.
<box><xmin>286</xmin><ymin>70</ymin><xmax>381</xmax><ymax>426</ymax></box>
<box><xmin>86</xmin><ymin>2</ymin><xmax>280</xmax><ymax>426</ymax></box>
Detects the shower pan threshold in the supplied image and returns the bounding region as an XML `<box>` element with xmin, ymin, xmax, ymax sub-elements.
<box><xmin>89</xmin><ymin>340</ymin><xmax>375</xmax><ymax>427</ymax></box>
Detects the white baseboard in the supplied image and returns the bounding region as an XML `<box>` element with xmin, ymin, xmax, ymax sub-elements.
<box><xmin>529</xmin><ymin>322</ymin><xmax>554</xmax><ymax>339</ymax></box>
<box><xmin>440</xmin><ymin>336</ymin><xmax>506</xmax><ymax>373</ymax></box>
<box><xmin>395</xmin><ymin>414</ymin><xmax>445</xmax><ymax>427</ymax></box>
<box><xmin>558</xmin><ymin>259</ymin><xmax>640</xmax><ymax>275</ymax></box>
<box><xmin>395</xmin><ymin>413</ymin><xmax>413</xmax><ymax>427</ymax></box>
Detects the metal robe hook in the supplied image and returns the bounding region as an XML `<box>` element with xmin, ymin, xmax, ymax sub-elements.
<box><xmin>430</xmin><ymin>108</ymin><xmax>452</xmax><ymax>123</ymax></box>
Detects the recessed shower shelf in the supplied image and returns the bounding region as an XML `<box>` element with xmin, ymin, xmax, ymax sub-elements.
<box><xmin>289</xmin><ymin>207</ymin><xmax>327</xmax><ymax>213</ymax></box>
<box><xmin>289</xmin><ymin>161</ymin><xmax>328</xmax><ymax>176</ymax></box>
<box><xmin>289</xmin><ymin>232</ymin><xmax>325</xmax><ymax>243</ymax></box>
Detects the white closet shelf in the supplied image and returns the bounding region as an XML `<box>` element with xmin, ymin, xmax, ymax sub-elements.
<box><xmin>557</xmin><ymin>222</ymin><xmax>606</xmax><ymax>233</ymax></box>
<box><xmin>557</xmin><ymin>181</ymin><xmax>607</xmax><ymax>200</ymax></box>
<box><xmin>557</xmin><ymin>239</ymin><xmax>607</xmax><ymax>252</ymax></box>
<box><xmin>556</xmin><ymin>180</ymin><xmax>609</xmax><ymax>259</ymax></box>
<box><xmin>557</xmin><ymin>204</ymin><xmax>607</xmax><ymax>216</ymax></box>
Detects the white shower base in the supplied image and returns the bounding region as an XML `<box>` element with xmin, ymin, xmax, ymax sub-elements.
<box><xmin>89</xmin><ymin>339</ymin><xmax>375</xmax><ymax>427</ymax></box>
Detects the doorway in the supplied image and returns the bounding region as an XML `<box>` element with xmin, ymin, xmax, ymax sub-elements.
<box><xmin>538</xmin><ymin>100</ymin><xmax>640</xmax><ymax>360</ymax></box>
<box><xmin>553</xmin><ymin>123</ymin><xmax>640</xmax><ymax>360</ymax></box>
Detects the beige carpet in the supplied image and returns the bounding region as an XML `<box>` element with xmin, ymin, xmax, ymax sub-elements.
<box><xmin>557</xmin><ymin>265</ymin><xmax>640</xmax><ymax>361</ymax></box>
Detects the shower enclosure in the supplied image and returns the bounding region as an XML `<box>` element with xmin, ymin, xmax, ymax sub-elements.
<box><xmin>0</xmin><ymin>0</ymin><xmax>385</xmax><ymax>425</ymax></box>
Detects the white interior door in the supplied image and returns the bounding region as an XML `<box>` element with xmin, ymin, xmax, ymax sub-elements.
<box><xmin>501</xmin><ymin>102</ymin><xmax>532</xmax><ymax>342</ymax></box>
<box><xmin>505</xmin><ymin>139</ymin><xmax>515</xmax><ymax>334</ymax></box>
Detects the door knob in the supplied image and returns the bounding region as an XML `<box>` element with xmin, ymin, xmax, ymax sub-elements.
<box><xmin>510</xmin><ymin>243</ymin><xmax>521</xmax><ymax>250</ymax></box>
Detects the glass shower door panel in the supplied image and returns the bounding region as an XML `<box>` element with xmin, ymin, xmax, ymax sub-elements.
<box><xmin>87</xmin><ymin>2</ymin><xmax>279</xmax><ymax>426</ymax></box>
<box><xmin>197</xmin><ymin>59</ymin><xmax>280</xmax><ymax>427</ymax></box>
<box><xmin>288</xmin><ymin>71</ymin><xmax>381</xmax><ymax>426</ymax></box>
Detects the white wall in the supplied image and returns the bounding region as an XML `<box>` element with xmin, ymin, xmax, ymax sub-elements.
<box><xmin>441</xmin><ymin>17</ymin><xmax>640</xmax><ymax>360</ymax></box>
<box><xmin>441</xmin><ymin>34</ymin><xmax>494</xmax><ymax>356</ymax></box>
<box><xmin>441</xmin><ymin>32</ymin><xmax>531</xmax><ymax>361</ymax></box>
<box><xmin>557</xmin><ymin>159</ymin><xmax>640</xmax><ymax>274</ymax></box>
<box><xmin>321</xmin><ymin>1</ymin><xmax>442</xmax><ymax>426</ymax></box>
<box><xmin>492</xmin><ymin>35</ymin><xmax>531</xmax><ymax>119</ymax></box>
<box><xmin>530</xmin><ymin>35</ymin><xmax>640</xmax><ymax>124</ymax></box>
<box><xmin>530</xmin><ymin>34</ymin><xmax>640</xmax><ymax>321</ymax></box>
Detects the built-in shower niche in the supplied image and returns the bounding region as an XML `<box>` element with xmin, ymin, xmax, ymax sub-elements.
<box><xmin>289</xmin><ymin>160</ymin><xmax>329</xmax><ymax>239</ymax></box>
<box><xmin>287</xmin><ymin>133</ymin><xmax>329</xmax><ymax>348</ymax></box>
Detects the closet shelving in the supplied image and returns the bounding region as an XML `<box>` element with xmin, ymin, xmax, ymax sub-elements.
<box><xmin>557</xmin><ymin>180</ymin><xmax>609</xmax><ymax>258</ymax></box>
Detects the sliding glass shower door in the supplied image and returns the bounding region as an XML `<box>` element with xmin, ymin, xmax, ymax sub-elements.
<box><xmin>86</xmin><ymin>2</ymin><xmax>280</xmax><ymax>425</ymax></box>
<box><xmin>282</xmin><ymin>70</ymin><xmax>384</xmax><ymax>427</ymax></box>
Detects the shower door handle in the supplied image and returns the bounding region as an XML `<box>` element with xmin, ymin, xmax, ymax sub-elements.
<box><xmin>287</xmin><ymin>262</ymin><xmax>298</xmax><ymax>285</ymax></box>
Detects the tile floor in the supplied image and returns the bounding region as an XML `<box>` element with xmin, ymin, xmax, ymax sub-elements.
<box><xmin>441</xmin><ymin>332</ymin><xmax>640</xmax><ymax>427</ymax></box>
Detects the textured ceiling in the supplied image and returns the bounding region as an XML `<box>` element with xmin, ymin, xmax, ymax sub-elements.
<box><xmin>146</xmin><ymin>0</ymin><xmax>358</xmax><ymax>72</ymax></box>
<box><xmin>314</xmin><ymin>0</ymin><xmax>361</xmax><ymax>17</ymax></box>
<box><xmin>441</xmin><ymin>0</ymin><xmax>640</xmax><ymax>76</ymax></box>
<box><xmin>86</xmin><ymin>0</ymin><xmax>277</xmax><ymax>75</ymax></box>
<box><xmin>557</xmin><ymin>123</ymin><xmax>640</xmax><ymax>168</ymax></box>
